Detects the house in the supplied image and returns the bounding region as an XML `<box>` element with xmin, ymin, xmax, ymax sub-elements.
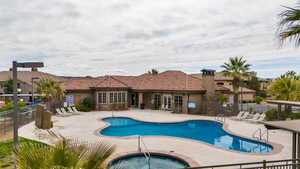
<box><xmin>0</xmin><ymin>69</ymin><xmax>63</xmax><ymax>102</ymax></box>
<box><xmin>191</xmin><ymin>72</ymin><xmax>256</xmax><ymax>103</ymax></box>
<box><xmin>64</xmin><ymin>69</ymin><xmax>231</xmax><ymax>115</ymax></box>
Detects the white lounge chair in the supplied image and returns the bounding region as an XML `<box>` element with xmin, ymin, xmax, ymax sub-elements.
<box><xmin>236</xmin><ymin>111</ymin><xmax>245</xmax><ymax>119</ymax></box>
<box><xmin>72</xmin><ymin>107</ymin><xmax>79</xmax><ymax>113</ymax></box>
<box><xmin>248</xmin><ymin>113</ymin><xmax>266</xmax><ymax>123</ymax></box>
<box><xmin>67</xmin><ymin>107</ymin><xmax>74</xmax><ymax>113</ymax></box>
<box><xmin>240</xmin><ymin>111</ymin><xmax>250</xmax><ymax>119</ymax></box>
<box><xmin>257</xmin><ymin>113</ymin><xmax>266</xmax><ymax>121</ymax></box>
<box><xmin>61</xmin><ymin>108</ymin><xmax>70</xmax><ymax>114</ymax></box>
<box><xmin>56</xmin><ymin>108</ymin><xmax>67</xmax><ymax>116</ymax></box>
<box><xmin>251</xmin><ymin>113</ymin><xmax>261</xmax><ymax>120</ymax></box>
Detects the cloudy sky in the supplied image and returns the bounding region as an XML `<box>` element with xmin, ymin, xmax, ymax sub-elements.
<box><xmin>0</xmin><ymin>0</ymin><xmax>299</xmax><ymax>77</ymax></box>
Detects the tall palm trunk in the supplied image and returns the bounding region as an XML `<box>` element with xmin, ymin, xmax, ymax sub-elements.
<box><xmin>232</xmin><ymin>78</ymin><xmax>240</xmax><ymax>114</ymax></box>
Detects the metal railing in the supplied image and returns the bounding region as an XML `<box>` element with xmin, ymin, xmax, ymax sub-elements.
<box><xmin>215</xmin><ymin>113</ymin><xmax>225</xmax><ymax>123</ymax></box>
<box><xmin>138</xmin><ymin>135</ymin><xmax>151</xmax><ymax>169</ymax></box>
<box><xmin>0</xmin><ymin>106</ymin><xmax>36</xmax><ymax>138</ymax></box>
<box><xmin>183</xmin><ymin>159</ymin><xmax>300</xmax><ymax>169</ymax></box>
<box><xmin>252</xmin><ymin>128</ymin><xmax>269</xmax><ymax>143</ymax></box>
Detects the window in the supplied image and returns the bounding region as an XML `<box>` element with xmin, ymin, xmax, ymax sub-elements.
<box><xmin>108</xmin><ymin>92</ymin><xmax>127</xmax><ymax>104</ymax></box>
<box><xmin>122</xmin><ymin>93</ymin><xmax>126</xmax><ymax>102</ymax></box>
<box><xmin>114</xmin><ymin>93</ymin><xmax>118</xmax><ymax>103</ymax></box>
<box><xmin>98</xmin><ymin>93</ymin><xmax>106</xmax><ymax>104</ymax></box>
<box><xmin>118</xmin><ymin>93</ymin><xmax>122</xmax><ymax>102</ymax></box>
<box><xmin>174</xmin><ymin>96</ymin><xmax>183</xmax><ymax>112</ymax></box>
<box><xmin>110</xmin><ymin>93</ymin><xmax>114</xmax><ymax>103</ymax></box>
<box><xmin>217</xmin><ymin>82</ymin><xmax>224</xmax><ymax>86</ymax></box>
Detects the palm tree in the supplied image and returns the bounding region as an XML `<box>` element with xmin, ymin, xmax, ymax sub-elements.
<box><xmin>147</xmin><ymin>69</ymin><xmax>159</xmax><ymax>75</ymax></box>
<box><xmin>34</xmin><ymin>78</ymin><xmax>65</xmax><ymax>111</ymax></box>
<box><xmin>278</xmin><ymin>4</ymin><xmax>300</xmax><ymax>47</ymax></box>
<box><xmin>16</xmin><ymin>133</ymin><xmax>116</xmax><ymax>169</ymax></box>
<box><xmin>269</xmin><ymin>76</ymin><xmax>300</xmax><ymax>101</ymax></box>
<box><xmin>221</xmin><ymin>57</ymin><xmax>253</xmax><ymax>114</ymax></box>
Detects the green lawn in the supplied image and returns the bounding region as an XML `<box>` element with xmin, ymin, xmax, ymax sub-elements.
<box><xmin>0</xmin><ymin>138</ymin><xmax>46</xmax><ymax>169</ymax></box>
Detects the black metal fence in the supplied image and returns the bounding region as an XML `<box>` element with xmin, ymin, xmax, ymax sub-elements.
<box><xmin>0</xmin><ymin>106</ymin><xmax>36</xmax><ymax>138</ymax></box>
<box><xmin>184</xmin><ymin>159</ymin><xmax>300</xmax><ymax>169</ymax></box>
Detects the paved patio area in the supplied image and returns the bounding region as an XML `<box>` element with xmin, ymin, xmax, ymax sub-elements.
<box><xmin>19</xmin><ymin>109</ymin><xmax>292</xmax><ymax>166</ymax></box>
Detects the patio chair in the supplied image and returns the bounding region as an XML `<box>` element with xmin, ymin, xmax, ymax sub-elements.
<box><xmin>60</xmin><ymin>108</ymin><xmax>70</xmax><ymax>114</ymax></box>
<box><xmin>72</xmin><ymin>106</ymin><xmax>79</xmax><ymax>113</ymax></box>
<box><xmin>69</xmin><ymin>106</ymin><xmax>80</xmax><ymax>115</ymax></box>
<box><xmin>56</xmin><ymin>108</ymin><xmax>67</xmax><ymax>116</ymax></box>
<box><xmin>257</xmin><ymin>113</ymin><xmax>266</xmax><ymax>121</ymax></box>
<box><xmin>236</xmin><ymin>111</ymin><xmax>245</xmax><ymax>119</ymax></box>
<box><xmin>67</xmin><ymin>107</ymin><xmax>74</xmax><ymax>113</ymax></box>
<box><xmin>240</xmin><ymin>111</ymin><xmax>250</xmax><ymax>119</ymax></box>
<box><xmin>251</xmin><ymin>113</ymin><xmax>261</xmax><ymax>120</ymax></box>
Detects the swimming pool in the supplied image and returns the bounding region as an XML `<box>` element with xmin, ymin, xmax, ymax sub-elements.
<box><xmin>100</xmin><ymin>117</ymin><xmax>273</xmax><ymax>153</ymax></box>
<box><xmin>110</xmin><ymin>153</ymin><xmax>189</xmax><ymax>169</ymax></box>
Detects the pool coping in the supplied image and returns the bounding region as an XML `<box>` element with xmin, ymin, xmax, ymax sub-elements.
<box><xmin>105</xmin><ymin>150</ymin><xmax>200</xmax><ymax>168</ymax></box>
<box><xmin>94</xmin><ymin>115</ymin><xmax>283</xmax><ymax>156</ymax></box>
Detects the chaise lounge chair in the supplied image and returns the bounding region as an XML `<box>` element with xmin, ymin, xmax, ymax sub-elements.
<box><xmin>56</xmin><ymin>108</ymin><xmax>68</xmax><ymax>116</ymax></box>
<box><xmin>72</xmin><ymin>106</ymin><xmax>80</xmax><ymax>113</ymax></box>
<box><xmin>248</xmin><ymin>113</ymin><xmax>266</xmax><ymax>123</ymax></box>
<box><xmin>60</xmin><ymin>108</ymin><xmax>70</xmax><ymax>115</ymax></box>
<box><xmin>236</xmin><ymin>111</ymin><xmax>245</xmax><ymax>119</ymax></box>
<box><xmin>68</xmin><ymin>106</ymin><xmax>80</xmax><ymax>115</ymax></box>
<box><xmin>67</xmin><ymin>107</ymin><xmax>74</xmax><ymax>113</ymax></box>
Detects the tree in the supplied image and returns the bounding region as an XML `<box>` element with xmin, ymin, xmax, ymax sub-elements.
<box><xmin>217</xmin><ymin>94</ymin><xmax>229</xmax><ymax>104</ymax></box>
<box><xmin>278</xmin><ymin>4</ymin><xmax>300</xmax><ymax>47</ymax></box>
<box><xmin>280</xmin><ymin>70</ymin><xmax>299</xmax><ymax>79</ymax></box>
<box><xmin>221</xmin><ymin>57</ymin><xmax>253</xmax><ymax>114</ymax></box>
<box><xmin>244</xmin><ymin>73</ymin><xmax>267</xmax><ymax>98</ymax></box>
<box><xmin>34</xmin><ymin>78</ymin><xmax>65</xmax><ymax>111</ymax></box>
<box><xmin>269</xmin><ymin>77</ymin><xmax>300</xmax><ymax>101</ymax></box>
<box><xmin>2</xmin><ymin>80</ymin><xmax>13</xmax><ymax>94</ymax></box>
<box><xmin>147</xmin><ymin>69</ymin><xmax>159</xmax><ymax>75</ymax></box>
<box><xmin>16</xmin><ymin>133</ymin><xmax>116</xmax><ymax>169</ymax></box>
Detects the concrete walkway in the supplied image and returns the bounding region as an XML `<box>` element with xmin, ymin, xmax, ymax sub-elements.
<box><xmin>19</xmin><ymin>109</ymin><xmax>292</xmax><ymax>166</ymax></box>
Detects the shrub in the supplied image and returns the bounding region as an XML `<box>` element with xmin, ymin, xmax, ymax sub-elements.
<box><xmin>82</xmin><ymin>97</ymin><xmax>94</xmax><ymax>109</ymax></box>
<box><xmin>265</xmin><ymin>109</ymin><xmax>290</xmax><ymax>121</ymax></box>
<box><xmin>76</xmin><ymin>105</ymin><xmax>91</xmax><ymax>112</ymax></box>
<box><xmin>254</xmin><ymin>96</ymin><xmax>263</xmax><ymax>104</ymax></box>
<box><xmin>288</xmin><ymin>113</ymin><xmax>300</xmax><ymax>120</ymax></box>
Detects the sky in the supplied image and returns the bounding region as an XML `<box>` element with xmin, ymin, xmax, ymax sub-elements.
<box><xmin>0</xmin><ymin>0</ymin><xmax>299</xmax><ymax>78</ymax></box>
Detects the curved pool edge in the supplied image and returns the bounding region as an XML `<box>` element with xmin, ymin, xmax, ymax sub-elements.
<box><xmin>94</xmin><ymin>116</ymin><xmax>284</xmax><ymax>156</ymax></box>
<box><xmin>105</xmin><ymin>150</ymin><xmax>200</xmax><ymax>168</ymax></box>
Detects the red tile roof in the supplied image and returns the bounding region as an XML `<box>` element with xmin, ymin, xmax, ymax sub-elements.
<box><xmin>94</xmin><ymin>76</ymin><xmax>129</xmax><ymax>88</ymax></box>
<box><xmin>64</xmin><ymin>70</ymin><xmax>231</xmax><ymax>92</ymax></box>
<box><xmin>126</xmin><ymin>71</ymin><xmax>206</xmax><ymax>91</ymax></box>
<box><xmin>63</xmin><ymin>78</ymin><xmax>98</xmax><ymax>90</ymax></box>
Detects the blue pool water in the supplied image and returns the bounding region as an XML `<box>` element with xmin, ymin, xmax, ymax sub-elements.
<box><xmin>101</xmin><ymin>117</ymin><xmax>273</xmax><ymax>153</ymax></box>
<box><xmin>110</xmin><ymin>154</ymin><xmax>188</xmax><ymax>169</ymax></box>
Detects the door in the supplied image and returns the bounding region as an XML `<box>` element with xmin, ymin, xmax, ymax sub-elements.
<box><xmin>174</xmin><ymin>96</ymin><xmax>183</xmax><ymax>112</ymax></box>
<box><xmin>163</xmin><ymin>95</ymin><xmax>172</xmax><ymax>110</ymax></box>
<box><xmin>154</xmin><ymin>94</ymin><xmax>161</xmax><ymax>110</ymax></box>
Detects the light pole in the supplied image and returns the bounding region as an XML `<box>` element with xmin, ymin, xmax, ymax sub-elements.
<box><xmin>12</xmin><ymin>61</ymin><xmax>43</xmax><ymax>169</ymax></box>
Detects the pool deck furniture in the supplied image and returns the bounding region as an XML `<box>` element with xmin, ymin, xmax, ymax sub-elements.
<box><xmin>55</xmin><ymin>108</ymin><xmax>69</xmax><ymax>117</ymax></box>
<box><xmin>72</xmin><ymin>107</ymin><xmax>79</xmax><ymax>113</ymax></box>
<box><xmin>19</xmin><ymin>109</ymin><xmax>291</xmax><ymax>166</ymax></box>
<box><xmin>67</xmin><ymin>107</ymin><xmax>74</xmax><ymax>113</ymax></box>
<box><xmin>60</xmin><ymin>108</ymin><xmax>70</xmax><ymax>115</ymax></box>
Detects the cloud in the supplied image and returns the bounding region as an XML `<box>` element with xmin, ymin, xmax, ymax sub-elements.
<box><xmin>0</xmin><ymin>0</ymin><xmax>299</xmax><ymax>78</ymax></box>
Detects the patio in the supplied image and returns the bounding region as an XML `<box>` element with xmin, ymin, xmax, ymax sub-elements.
<box><xmin>19</xmin><ymin>109</ymin><xmax>292</xmax><ymax>166</ymax></box>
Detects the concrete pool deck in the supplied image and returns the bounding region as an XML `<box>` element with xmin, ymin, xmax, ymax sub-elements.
<box><xmin>19</xmin><ymin>109</ymin><xmax>292</xmax><ymax>166</ymax></box>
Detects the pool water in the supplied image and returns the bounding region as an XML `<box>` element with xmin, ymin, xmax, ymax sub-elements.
<box><xmin>101</xmin><ymin>117</ymin><xmax>273</xmax><ymax>153</ymax></box>
<box><xmin>110</xmin><ymin>154</ymin><xmax>189</xmax><ymax>169</ymax></box>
